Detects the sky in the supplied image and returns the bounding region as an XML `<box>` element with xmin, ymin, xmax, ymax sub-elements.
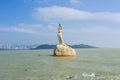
<box><xmin>0</xmin><ymin>0</ymin><xmax>120</xmax><ymax>48</ymax></box>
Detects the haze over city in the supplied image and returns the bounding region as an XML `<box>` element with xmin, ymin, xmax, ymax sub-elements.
<box><xmin>0</xmin><ymin>0</ymin><xmax>120</xmax><ymax>48</ymax></box>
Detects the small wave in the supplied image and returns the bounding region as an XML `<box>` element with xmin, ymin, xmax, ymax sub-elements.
<box><xmin>82</xmin><ymin>72</ymin><xmax>120</xmax><ymax>80</ymax></box>
<box><xmin>82</xmin><ymin>72</ymin><xmax>95</xmax><ymax>78</ymax></box>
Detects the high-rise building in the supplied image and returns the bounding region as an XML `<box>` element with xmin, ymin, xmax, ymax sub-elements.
<box><xmin>0</xmin><ymin>43</ymin><xmax>2</xmax><ymax>49</ymax></box>
<box><xmin>6</xmin><ymin>43</ymin><xmax>11</xmax><ymax>49</ymax></box>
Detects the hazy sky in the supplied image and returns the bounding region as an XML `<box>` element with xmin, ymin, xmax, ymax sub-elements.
<box><xmin>0</xmin><ymin>0</ymin><xmax>120</xmax><ymax>48</ymax></box>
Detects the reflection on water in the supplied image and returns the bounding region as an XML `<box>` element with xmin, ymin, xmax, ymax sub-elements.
<box><xmin>0</xmin><ymin>48</ymin><xmax>120</xmax><ymax>80</ymax></box>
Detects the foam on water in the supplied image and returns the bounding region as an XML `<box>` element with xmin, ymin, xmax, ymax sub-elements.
<box><xmin>82</xmin><ymin>72</ymin><xmax>120</xmax><ymax>80</ymax></box>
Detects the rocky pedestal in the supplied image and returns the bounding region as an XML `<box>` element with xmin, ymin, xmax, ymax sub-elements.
<box><xmin>54</xmin><ymin>44</ymin><xmax>76</xmax><ymax>56</ymax></box>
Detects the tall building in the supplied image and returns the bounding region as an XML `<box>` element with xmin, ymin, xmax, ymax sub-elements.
<box><xmin>5</xmin><ymin>43</ymin><xmax>11</xmax><ymax>49</ymax></box>
<box><xmin>0</xmin><ymin>43</ymin><xmax>2</xmax><ymax>49</ymax></box>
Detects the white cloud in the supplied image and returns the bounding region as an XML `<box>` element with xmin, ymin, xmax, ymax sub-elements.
<box><xmin>0</xmin><ymin>23</ymin><xmax>58</xmax><ymax>35</ymax></box>
<box><xmin>63</xmin><ymin>25</ymin><xmax>120</xmax><ymax>35</ymax></box>
<box><xmin>32</xmin><ymin>6</ymin><xmax>120</xmax><ymax>22</ymax></box>
<box><xmin>0</xmin><ymin>23</ymin><xmax>43</xmax><ymax>34</ymax></box>
<box><xmin>80</xmin><ymin>26</ymin><xmax>120</xmax><ymax>34</ymax></box>
<box><xmin>32</xmin><ymin>6</ymin><xmax>92</xmax><ymax>21</ymax></box>
<box><xmin>80</xmin><ymin>26</ymin><xmax>109</xmax><ymax>34</ymax></box>
<box><xmin>18</xmin><ymin>23</ymin><xmax>43</xmax><ymax>29</ymax></box>
<box><xmin>0</xmin><ymin>27</ymin><xmax>38</xmax><ymax>34</ymax></box>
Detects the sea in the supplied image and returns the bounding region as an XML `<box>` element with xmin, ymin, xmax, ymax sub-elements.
<box><xmin>0</xmin><ymin>48</ymin><xmax>120</xmax><ymax>80</ymax></box>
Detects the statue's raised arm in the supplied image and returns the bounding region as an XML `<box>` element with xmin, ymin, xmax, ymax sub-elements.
<box><xmin>57</xmin><ymin>24</ymin><xmax>64</xmax><ymax>45</ymax></box>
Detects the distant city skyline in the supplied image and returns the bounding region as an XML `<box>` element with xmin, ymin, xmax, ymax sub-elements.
<box><xmin>0</xmin><ymin>0</ymin><xmax>120</xmax><ymax>48</ymax></box>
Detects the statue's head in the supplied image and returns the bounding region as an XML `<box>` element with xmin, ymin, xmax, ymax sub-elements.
<box><xmin>59</xmin><ymin>24</ymin><xmax>62</xmax><ymax>27</ymax></box>
<box><xmin>58</xmin><ymin>24</ymin><xmax>62</xmax><ymax>30</ymax></box>
<box><xmin>58</xmin><ymin>24</ymin><xmax>62</xmax><ymax>33</ymax></box>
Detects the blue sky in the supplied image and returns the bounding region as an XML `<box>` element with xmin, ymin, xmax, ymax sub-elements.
<box><xmin>0</xmin><ymin>0</ymin><xmax>120</xmax><ymax>48</ymax></box>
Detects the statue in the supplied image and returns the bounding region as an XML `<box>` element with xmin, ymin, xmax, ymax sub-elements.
<box><xmin>53</xmin><ymin>24</ymin><xmax>76</xmax><ymax>56</ymax></box>
<box><xmin>57</xmin><ymin>24</ymin><xmax>64</xmax><ymax>45</ymax></box>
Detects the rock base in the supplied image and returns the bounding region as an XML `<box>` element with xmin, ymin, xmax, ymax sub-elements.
<box><xmin>53</xmin><ymin>44</ymin><xmax>76</xmax><ymax>56</ymax></box>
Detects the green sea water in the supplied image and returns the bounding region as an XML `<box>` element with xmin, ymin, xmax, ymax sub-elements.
<box><xmin>0</xmin><ymin>48</ymin><xmax>120</xmax><ymax>80</ymax></box>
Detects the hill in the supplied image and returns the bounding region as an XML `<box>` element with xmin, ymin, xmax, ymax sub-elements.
<box><xmin>71</xmin><ymin>44</ymin><xmax>96</xmax><ymax>48</ymax></box>
<box><xmin>31</xmin><ymin>44</ymin><xmax>96</xmax><ymax>49</ymax></box>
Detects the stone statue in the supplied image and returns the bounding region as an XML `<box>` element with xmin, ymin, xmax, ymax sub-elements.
<box><xmin>53</xmin><ymin>24</ymin><xmax>76</xmax><ymax>56</ymax></box>
<box><xmin>57</xmin><ymin>24</ymin><xmax>64</xmax><ymax>45</ymax></box>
